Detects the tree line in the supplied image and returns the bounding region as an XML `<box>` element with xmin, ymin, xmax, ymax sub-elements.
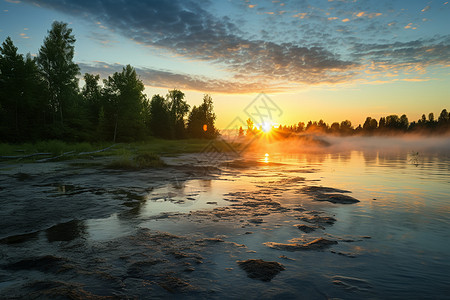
<box><xmin>261</xmin><ymin>109</ymin><xmax>450</xmax><ymax>136</ymax></box>
<box><xmin>0</xmin><ymin>21</ymin><xmax>218</xmax><ymax>143</ymax></box>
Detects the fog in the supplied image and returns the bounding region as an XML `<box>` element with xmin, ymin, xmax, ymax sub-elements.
<box><xmin>322</xmin><ymin>135</ymin><xmax>450</xmax><ymax>153</ymax></box>
<box><xmin>241</xmin><ymin>134</ymin><xmax>450</xmax><ymax>155</ymax></box>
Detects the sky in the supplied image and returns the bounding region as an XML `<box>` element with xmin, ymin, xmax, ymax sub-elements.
<box><xmin>0</xmin><ymin>0</ymin><xmax>449</xmax><ymax>129</ymax></box>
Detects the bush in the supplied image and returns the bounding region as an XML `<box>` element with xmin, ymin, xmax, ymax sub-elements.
<box><xmin>134</xmin><ymin>153</ymin><xmax>166</xmax><ymax>168</ymax></box>
<box><xmin>106</xmin><ymin>152</ymin><xmax>165</xmax><ymax>170</ymax></box>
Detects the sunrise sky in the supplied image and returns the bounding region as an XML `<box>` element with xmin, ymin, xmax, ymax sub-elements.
<box><xmin>1</xmin><ymin>0</ymin><xmax>449</xmax><ymax>129</ymax></box>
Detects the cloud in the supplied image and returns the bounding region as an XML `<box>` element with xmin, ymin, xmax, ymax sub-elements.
<box><xmin>22</xmin><ymin>0</ymin><xmax>356</xmax><ymax>88</ymax></box>
<box><xmin>421</xmin><ymin>5</ymin><xmax>430</xmax><ymax>12</ymax></box>
<box><xmin>351</xmin><ymin>37</ymin><xmax>450</xmax><ymax>75</ymax></box>
<box><xmin>21</xmin><ymin>0</ymin><xmax>450</xmax><ymax>93</ymax></box>
<box><xmin>78</xmin><ymin>62</ymin><xmax>288</xmax><ymax>94</ymax></box>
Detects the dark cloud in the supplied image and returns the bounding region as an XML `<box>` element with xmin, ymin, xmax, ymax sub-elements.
<box><xmin>78</xmin><ymin>62</ymin><xmax>287</xmax><ymax>94</ymax></box>
<box><xmin>24</xmin><ymin>0</ymin><xmax>356</xmax><ymax>90</ymax></box>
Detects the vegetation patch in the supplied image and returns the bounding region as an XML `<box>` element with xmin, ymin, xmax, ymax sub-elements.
<box><xmin>106</xmin><ymin>152</ymin><xmax>166</xmax><ymax>170</ymax></box>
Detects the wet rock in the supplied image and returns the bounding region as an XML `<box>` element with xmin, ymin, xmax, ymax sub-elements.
<box><xmin>264</xmin><ymin>238</ymin><xmax>337</xmax><ymax>251</ymax></box>
<box><xmin>170</xmin><ymin>251</ymin><xmax>190</xmax><ymax>259</ymax></box>
<box><xmin>270</xmin><ymin>177</ymin><xmax>306</xmax><ymax>186</ymax></box>
<box><xmin>330</xmin><ymin>250</ymin><xmax>356</xmax><ymax>258</ymax></box>
<box><xmin>253</xmin><ymin>212</ymin><xmax>270</xmax><ymax>216</ymax></box>
<box><xmin>249</xmin><ymin>218</ymin><xmax>264</xmax><ymax>224</ymax></box>
<box><xmin>3</xmin><ymin>255</ymin><xmax>72</xmax><ymax>273</ymax></box>
<box><xmin>299</xmin><ymin>214</ymin><xmax>336</xmax><ymax>225</ymax></box>
<box><xmin>278</xmin><ymin>255</ymin><xmax>295</xmax><ymax>261</ymax></box>
<box><xmin>148</xmin><ymin>212</ymin><xmax>181</xmax><ymax>220</ymax></box>
<box><xmin>298</xmin><ymin>186</ymin><xmax>360</xmax><ymax>204</ymax></box>
<box><xmin>158</xmin><ymin>275</ymin><xmax>195</xmax><ymax>293</ymax></box>
<box><xmin>292</xmin><ymin>207</ymin><xmax>306</xmax><ymax>212</ymax></box>
<box><xmin>0</xmin><ymin>231</ymin><xmax>39</xmax><ymax>244</ymax></box>
<box><xmin>294</xmin><ymin>224</ymin><xmax>319</xmax><ymax>233</ymax></box>
<box><xmin>45</xmin><ymin>219</ymin><xmax>86</xmax><ymax>242</ymax></box>
<box><xmin>315</xmin><ymin>193</ymin><xmax>360</xmax><ymax>204</ymax></box>
<box><xmin>237</xmin><ymin>259</ymin><xmax>285</xmax><ymax>281</ymax></box>
<box><xmin>25</xmin><ymin>280</ymin><xmax>107</xmax><ymax>299</ymax></box>
<box><xmin>237</xmin><ymin>200</ymin><xmax>281</xmax><ymax>208</ymax></box>
<box><xmin>300</xmin><ymin>186</ymin><xmax>351</xmax><ymax>194</ymax></box>
<box><xmin>195</xmin><ymin>237</ymin><xmax>225</xmax><ymax>244</ymax></box>
<box><xmin>13</xmin><ymin>172</ymin><xmax>33</xmax><ymax>181</ymax></box>
<box><xmin>127</xmin><ymin>259</ymin><xmax>166</xmax><ymax>277</ymax></box>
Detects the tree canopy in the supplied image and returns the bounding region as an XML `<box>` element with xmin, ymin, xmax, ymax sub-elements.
<box><xmin>0</xmin><ymin>23</ymin><xmax>220</xmax><ymax>143</ymax></box>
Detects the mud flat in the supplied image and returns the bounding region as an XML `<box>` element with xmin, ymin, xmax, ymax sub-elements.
<box><xmin>0</xmin><ymin>154</ymin><xmax>371</xmax><ymax>299</ymax></box>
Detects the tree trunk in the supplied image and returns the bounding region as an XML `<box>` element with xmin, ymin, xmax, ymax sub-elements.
<box><xmin>113</xmin><ymin>116</ymin><xmax>118</xmax><ymax>143</ymax></box>
<box><xmin>60</xmin><ymin>102</ymin><xmax>64</xmax><ymax>126</ymax></box>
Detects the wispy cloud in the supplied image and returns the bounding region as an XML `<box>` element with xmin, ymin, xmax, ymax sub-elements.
<box><xmin>421</xmin><ymin>5</ymin><xmax>431</xmax><ymax>12</ymax></box>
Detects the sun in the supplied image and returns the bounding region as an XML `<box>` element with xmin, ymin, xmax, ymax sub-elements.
<box><xmin>261</xmin><ymin>122</ymin><xmax>273</xmax><ymax>133</ymax></box>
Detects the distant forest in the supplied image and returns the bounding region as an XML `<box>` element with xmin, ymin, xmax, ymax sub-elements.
<box><xmin>0</xmin><ymin>21</ymin><xmax>218</xmax><ymax>143</ymax></box>
<box><xmin>257</xmin><ymin>108</ymin><xmax>450</xmax><ymax>137</ymax></box>
<box><xmin>1</xmin><ymin>22</ymin><xmax>448</xmax><ymax>144</ymax></box>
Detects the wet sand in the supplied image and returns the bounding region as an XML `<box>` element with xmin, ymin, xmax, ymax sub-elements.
<box><xmin>0</xmin><ymin>153</ymin><xmax>380</xmax><ymax>299</ymax></box>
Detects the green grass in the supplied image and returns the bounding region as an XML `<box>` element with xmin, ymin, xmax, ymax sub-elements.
<box><xmin>0</xmin><ymin>140</ymin><xmax>103</xmax><ymax>156</ymax></box>
<box><xmin>0</xmin><ymin>138</ymin><xmax>241</xmax><ymax>163</ymax></box>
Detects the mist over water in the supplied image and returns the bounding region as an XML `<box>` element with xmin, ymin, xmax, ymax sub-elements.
<box><xmin>323</xmin><ymin>135</ymin><xmax>450</xmax><ymax>153</ymax></box>
<box><xmin>242</xmin><ymin>134</ymin><xmax>450</xmax><ymax>156</ymax></box>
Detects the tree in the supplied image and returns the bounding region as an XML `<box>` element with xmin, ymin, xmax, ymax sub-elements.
<box><xmin>363</xmin><ymin>117</ymin><xmax>377</xmax><ymax>133</ymax></box>
<box><xmin>102</xmin><ymin>65</ymin><xmax>146</xmax><ymax>142</ymax></box>
<box><xmin>246</xmin><ymin>118</ymin><xmax>255</xmax><ymax>136</ymax></box>
<box><xmin>167</xmin><ymin>89</ymin><xmax>189</xmax><ymax>138</ymax></box>
<box><xmin>296</xmin><ymin>122</ymin><xmax>305</xmax><ymax>132</ymax></box>
<box><xmin>385</xmin><ymin>115</ymin><xmax>400</xmax><ymax>130</ymax></box>
<box><xmin>238</xmin><ymin>126</ymin><xmax>244</xmax><ymax>137</ymax></box>
<box><xmin>38</xmin><ymin>21</ymin><xmax>80</xmax><ymax>126</ymax></box>
<box><xmin>149</xmin><ymin>94</ymin><xmax>171</xmax><ymax>138</ymax></box>
<box><xmin>399</xmin><ymin>114</ymin><xmax>409</xmax><ymax>131</ymax></box>
<box><xmin>330</xmin><ymin>122</ymin><xmax>340</xmax><ymax>134</ymax></box>
<box><xmin>438</xmin><ymin>109</ymin><xmax>449</xmax><ymax>126</ymax></box>
<box><xmin>0</xmin><ymin>37</ymin><xmax>46</xmax><ymax>141</ymax></box>
<box><xmin>378</xmin><ymin>117</ymin><xmax>386</xmax><ymax>130</ymax></box>
<box><xmin>82</xmin><ymin>73</ymin><xmax>102</xmax><ymax>126</ymax></box>
<box><xmin>317</xmin><ymin>119</ymin><xmax>328</xmax><ymax>132</ymax></box>
<box><xmin>340</xmin><ymin>120</ymin><xmax>353</xmax><ymax>135</ymax></box>
<box><xmin>0</xmin><ymin>37</ymin><xmax>25</xmax><ymax>138</ymax></box>
<box><xmin>187</xmin><ymin>94</ymin><xmax>218</xmax><ymax>139</ymax></box>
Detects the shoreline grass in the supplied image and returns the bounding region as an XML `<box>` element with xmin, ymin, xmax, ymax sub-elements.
<box><xmin>0</xmin><ymin>138</ymin><xmax>239</xmax><ymax>163</ymax></box>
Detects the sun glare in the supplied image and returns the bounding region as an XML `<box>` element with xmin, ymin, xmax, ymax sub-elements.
<box><xmin>261</xmin><ymin>122</ymin><xmax>272</xmax><ymax>133</ymax></box>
